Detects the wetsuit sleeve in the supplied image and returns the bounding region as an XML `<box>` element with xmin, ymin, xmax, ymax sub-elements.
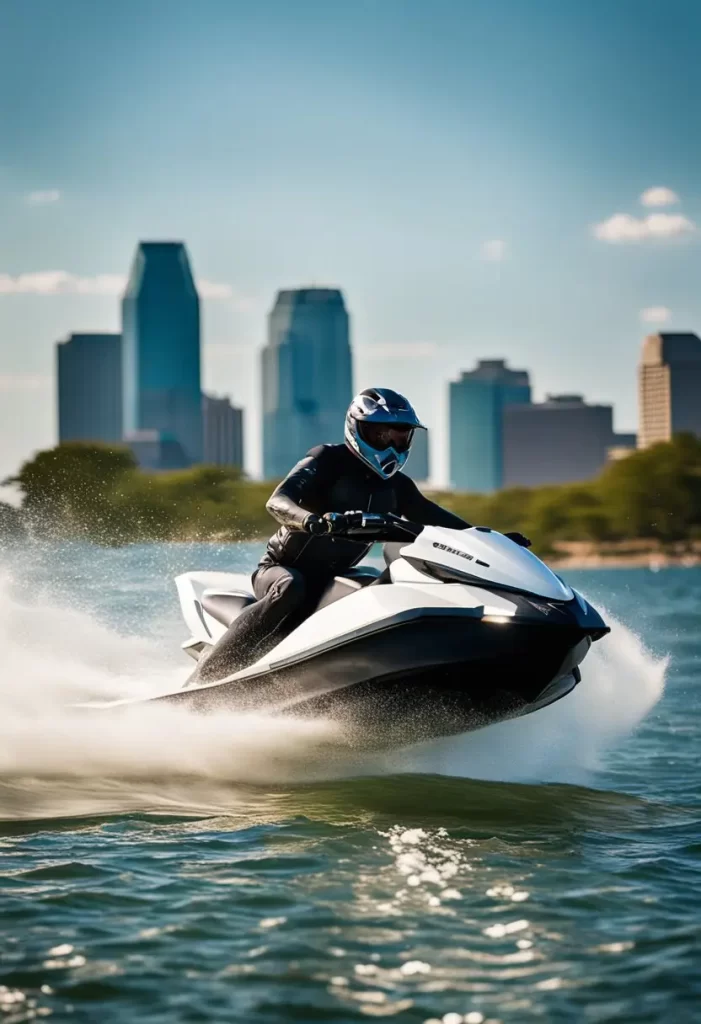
<box><xmin>397</xmin><ymin>474</ymin><xmax>471</xmax><ymax>529</ymax></box>
<box><xmin>265</xmin><ymin>446</ymin><xmax>334</xmax><ymax>530</ymax></box>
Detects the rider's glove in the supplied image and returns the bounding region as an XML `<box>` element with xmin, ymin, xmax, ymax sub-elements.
<box><xmin>322</xmin><ymin>512</ymin><xmax>349</xmax><ymax>534</ymax></box>
<box><xmin>505</xmin><ymin>531</ymin><xmax>532</xmax><ymax>548</ymax></box>
<box><xmin>303</xmin><ymin>513</ymin><xmax>328</xmax><ymax>535</ymax></box>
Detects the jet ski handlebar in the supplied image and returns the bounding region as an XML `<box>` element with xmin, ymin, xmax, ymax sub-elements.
<box><xmin>340</xmin><ymin>512</ymin><xmax>423</xmax><ymax>539</ymax></box>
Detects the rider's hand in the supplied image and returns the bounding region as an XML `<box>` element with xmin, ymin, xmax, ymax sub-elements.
<box><xmin>303</xmin><ymin>513</ymin><xmax>328</xmax><ymax>535</ymax></box>
<box><xmin>505</xmin><ymin>531</ymin><xmax>532</xmax><ymax>548</ymax></box>
<box><xmin>322</xmin><ymin>512</ymin><xmax>349</xmax><ymax>534</ymax></box>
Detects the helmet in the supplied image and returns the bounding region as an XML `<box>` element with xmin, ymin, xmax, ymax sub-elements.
<box><xmin>345</xmin><ymin>387</ymin><xmax>425</xmax><ymax>479</ymax></box>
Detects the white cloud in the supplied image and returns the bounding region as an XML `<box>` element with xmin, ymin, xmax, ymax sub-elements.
<box><xmin>640</xmin><ymin>306</ymin><xmax>671</xmax><ymax>324</ymax></box>
<box><xmin>0</xmin><ymin>270</ymin><xmax>239</xmax><ymax>301</ymax></box>
<box><xmin>480</xmin><ymin>239</ymin><xmax>508</xmax><ymax>262</ymax></box>
<box><xmin>25</xmin><ymin>190</ymin><xmax>61</xmax><ymax>205</ymax></box>
<box><xmin>592</xmin><ymin>212</ymin><xmax>696</xmax><ymax>243</ymax></box>
<box><xmin>197</xmin><ymin>279</ymin><xmax>233</xmax><ymax>299</ymax></box>
<box><xmin>198</xmin><ymin>282</ymin><xmax>259</xmax><ymax>311</ymax></box>
<box><xmin>0</xmin><ymin>374</ymin><xmax>51</xmax><ymax>392</ymax></box>
<box><xmin>640</xmin><ymin>186</ymin><xmax>679</xmax><ymax>208</ymax></box>
<box><xmin>0</xmin><ymin>271</ymin><xmax>125</xmax><ymax>296</ymax></box>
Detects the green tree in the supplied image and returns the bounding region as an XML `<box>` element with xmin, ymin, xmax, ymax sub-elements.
<box><xmin>6</xmin><ymin>435</ymin><xmax>701</xmax><ymax>549</ymax></box>
<box><xmin>6</xmin><ymin>443</ymin><xmax>137</xmax><ymax>540</ymax></box>
<box><xmin>598</xmin><ymin>434</ymin><xmax>701</xmax><ymax>542</ymax></box>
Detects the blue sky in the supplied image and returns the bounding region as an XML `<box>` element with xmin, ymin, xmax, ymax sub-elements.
<box><xmin>1</xmin><ymin>0</ymin><xmax>700</xmax><ymax>483</ymax></box>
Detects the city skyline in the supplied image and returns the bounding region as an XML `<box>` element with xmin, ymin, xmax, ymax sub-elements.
<box><xmin>13</xmin><ymin>250</ymin><xmax>701</xmax><ymax>488</ymax></box>
<box><xmin>2</xmin><ymin>0</ymin><xmax>701</xmax><ymax>484</ymax></box>
<box><xmin>47</xmin><ymin>253</ymin><xmax>701</xmax><ymax>491</ymax></box>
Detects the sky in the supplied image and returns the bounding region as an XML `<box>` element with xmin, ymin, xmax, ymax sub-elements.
<box><xmin>1</xmin><ymin>0</ymin><xmax>700</xmax><ymax>485</ymax></box>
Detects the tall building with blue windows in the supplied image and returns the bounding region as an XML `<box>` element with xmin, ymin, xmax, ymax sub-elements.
<box><xmin>449</xmin><ymin>359</ymin><xmax>531</xmax><ymax>492</ymax></box>
<box><xmin>57</xmin><ymin>333</ymin><xmax>122</xmax><ymax>444</ymax></box>
<box><xmin>122</xmin><ymin>242</ymin><xmax>202</xmax><ymax>467</ymax></box>
<box><xmin>262</xmin><ymin>288</ymin><xmax>353</xmax><ymax>479</ymax></box>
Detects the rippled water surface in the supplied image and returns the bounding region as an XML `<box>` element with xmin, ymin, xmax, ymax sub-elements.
<box><xmin>0</xmin><ymin>541</ymin><xmax>699</xmax><ymax>1022</ymax></box>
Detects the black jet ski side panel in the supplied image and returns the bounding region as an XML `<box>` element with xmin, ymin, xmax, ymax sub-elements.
<box><xmin>148</xmin><ymin>609</ymin><xmax>600</xmax><ymax>747</ymax></box>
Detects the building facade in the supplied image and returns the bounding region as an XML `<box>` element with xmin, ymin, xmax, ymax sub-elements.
<box><xmin>122</xmin><ymin>241</ymin><xmax>203</xmax><ymax>466</ymax></box>
<box><xmin>57</xmin><ymin>333</ymin><xmax>122</xmax><ymax>444</ymax></box>
<box><xmin>449</xmin><ymin>360</ymin><xmax>531</xmax><ymax>492</ymax></box>
<box><xmin>125</xmin><ymin>431</ymin><xmax>189</xmax><ymax>471</ymax></box>
<box><xmin>638</xmin><ymin>333</ymin><xmax>701</xmax><ymax>448</ymax></box>
<box><xmin>503</xmin><ymin>394</ymin><xmax>613</xmax><ymax>487</ymax></box>
<box><xmin>608</xmin><ymin>432</ymin><xmax>637</xmax><ymax>462</ymax></box>
<box><xmin>262</xmin><ymin>288</ymin><xmax>353</xmax><ymax>479</ymax></box>
<box><xmin>203</xmin><ymin>394</ymin><xmax>244</xmax><ymax>469</ymax></box>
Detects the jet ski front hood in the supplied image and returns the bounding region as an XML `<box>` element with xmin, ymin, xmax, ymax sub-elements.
<box><xmin>398</xmin><ymin>525</ymin><xmax>574</xmax><ymax>601</ymax></box>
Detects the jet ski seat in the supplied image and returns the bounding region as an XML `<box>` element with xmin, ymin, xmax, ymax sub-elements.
<box><xmin>201</xmin><ymin>566</ymin><xmax>383</xmax><ymax>628</ymax></box>
<box><xmin>314</xmin><ymin>567</ymin><xmax>382</xmax><ymax>613</ymax></box>
<box><xmin>201</xmin><ymin>590</ymin><xmax>255</xmax><ymax>629</ymax></box>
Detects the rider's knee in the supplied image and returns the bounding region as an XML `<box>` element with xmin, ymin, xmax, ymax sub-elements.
<box><xmin>270</xmin><ymin>569</ymin><xmax>306</xmax><ymax>609</ymax></box>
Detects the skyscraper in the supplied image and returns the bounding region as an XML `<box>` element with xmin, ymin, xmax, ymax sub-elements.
<box><xmin>57</xmin><ymin>333</ymin><xmax>122</xmax><ymax>444</ymax></box>
<box><xmin>638</xmin><ymin>333</ymin><xmax>701</xmax><ymax>448</ymax></box>
<box><xmin>122</xmin><ymin>242</ymin><xmax>202</xmax><ymax>467</ymax></box>
<box><xmin>125</xmin><ymin>431</ymin><xmax>193</xmax><ymax>471</ymax></box>
<box><xmin>262</xmin><ymin>288</ymin><xmax>353</xmax><ymax>479</ymax></box>
<box><xmin>449</xmin><ymin>360</ymin><xmax>531</xmax><ymax>492</ymax></box>
<box><xmin>203</xmin><ymin>394</ymin><xmax>244</xmax><ymax>469</ymax></box>
<box><xmin>503</xmin><ymin>395</ymin><xmax>614</xmax><ymax>487</ymax></box>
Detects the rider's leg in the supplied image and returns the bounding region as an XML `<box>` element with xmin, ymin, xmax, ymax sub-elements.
<box><xmin>196</xmin><ymin>564</ymin><xmax>325</xmax><ymax>682</ymax></box>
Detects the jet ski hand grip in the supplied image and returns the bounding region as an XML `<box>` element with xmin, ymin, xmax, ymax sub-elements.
<box><xmin>310</xmin><ymin>512</ymin><xmax>423</xmax><ymax>538</ymax></box>
<box><xmin>305</xmin><ymin>512</ymin><xmax>371</xmax><ymax>535</ymax></box>
<box><xmin>303</xmin><ymin>513</ymin><xmax>328</xmax><ymax>535</ymax></box>
<box><xmin>321</xmin><ymin>511</ymin><xmax>356</xmax><ymax>535</ymax></box>
<box><xmin>343</xmin><ymin>513</ymin><xmax>423</xmax><ymax>539</ymax></box>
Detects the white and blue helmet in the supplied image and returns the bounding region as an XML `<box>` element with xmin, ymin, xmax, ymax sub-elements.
<box><xmin>344</xmin><ymin>387</ymin><xmax>425</xmax><ymax>479</ymax></box>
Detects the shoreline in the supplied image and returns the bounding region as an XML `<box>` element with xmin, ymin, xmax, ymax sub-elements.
<box><xmin>549</xmin><ymin>542</ymin><xmax>701</xmax><ymax>570</ymax></box>
<box><xmin>550</xmin><ymin>556</ymin><xmax>700</xmax><ymax>569</ymax></box>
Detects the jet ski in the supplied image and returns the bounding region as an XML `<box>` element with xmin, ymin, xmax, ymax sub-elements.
<box><xmin>95</xmin><ymin>514</ymin><xmax>609</xmax><ymax>748</ymax></box>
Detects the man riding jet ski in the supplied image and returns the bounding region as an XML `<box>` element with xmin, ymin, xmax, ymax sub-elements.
<box><xmin>196</xmin><ymin>387</ymin><xmax>530</xmax><ymax>682</ymax></box>
<box><xmin>91</xmin><ymin>388</ymin><xmax>608</xmax><ymax>748</ymax></box>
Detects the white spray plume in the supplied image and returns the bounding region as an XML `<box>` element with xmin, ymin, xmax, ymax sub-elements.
<box><xmin>0</xmin><ymin>565</ymin><xmax>665</xmax><ymax>820</ymax></box>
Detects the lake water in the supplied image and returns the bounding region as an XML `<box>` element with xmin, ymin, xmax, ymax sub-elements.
<box><xmin>0</xmin><ymin>541</ymin><xmax>698</xmax><ymax>1022</ymax></box>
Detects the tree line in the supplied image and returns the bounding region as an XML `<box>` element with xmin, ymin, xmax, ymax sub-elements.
<box><xmin>2</xmin><ymin>434</ymin><xmax>701</xmax><ymax>551</ymax></box>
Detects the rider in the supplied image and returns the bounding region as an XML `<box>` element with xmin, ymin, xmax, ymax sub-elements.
<box><xmin>197</xmin><ymin>387</ymin><xmax>529</xmax><ymax>681</ymax></box>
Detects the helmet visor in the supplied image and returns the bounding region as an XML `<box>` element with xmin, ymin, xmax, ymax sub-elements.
<box><xmin>358</xmin><ymin>422</ymin><xmax>415</xmax><ymax>453</ymax></box>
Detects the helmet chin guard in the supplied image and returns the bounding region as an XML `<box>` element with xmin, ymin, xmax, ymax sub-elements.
<box><xmin>345</xmin><ymin>387</ymin><xmax>425</xmax><ymax>479</ymax></box>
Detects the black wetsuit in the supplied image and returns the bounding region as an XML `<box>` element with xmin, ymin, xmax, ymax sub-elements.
<box><xmin>197</xmin><ymin>444</ymin><xmax>469</xmax><ymax>680</ymax></box>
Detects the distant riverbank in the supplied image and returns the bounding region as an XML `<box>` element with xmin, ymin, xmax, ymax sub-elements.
<box><xmin>2</xmin><ymin>529</ymin><xmax>699</xmax><ymax>573</ymax></box>
<box><xmin>4</xmin><ymin>435</ymin><xmax>701</xmax><ymax>554</ymax></box>
<box><xmin>550</xmin><ymin>540</ymin><xmax>701</xmax><ymax>569</ymax></box>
